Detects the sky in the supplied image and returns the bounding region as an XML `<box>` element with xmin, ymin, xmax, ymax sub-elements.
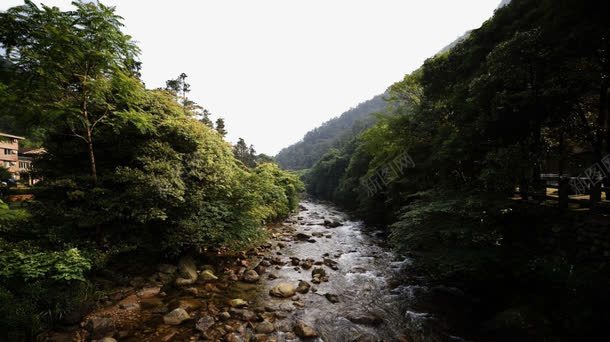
<box><xmin>1</xmin><ymin>0</ymin><xmax>502</xmax><ymax>155</ymax></box>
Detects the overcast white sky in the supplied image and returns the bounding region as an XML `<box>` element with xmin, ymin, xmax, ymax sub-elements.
<box><xmin>1</xmin><ymin>1</ymin><xmax>502</xmax><ymax>155</ymax></box>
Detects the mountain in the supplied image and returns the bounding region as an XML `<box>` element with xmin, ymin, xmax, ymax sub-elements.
<box><xmin>275</xmin><ymin>94</ymin><xmax>387</xmax><ymax>170</ymax></box>
<box><xmin>275</xmin><ymin>0</ymin><xmax>512</xmax><ymax>171</ymax></box>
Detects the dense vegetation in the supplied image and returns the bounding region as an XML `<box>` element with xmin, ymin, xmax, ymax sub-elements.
<box><xmin>303</xmin><ymin>0</ymin><xmax>609</xmax><ymax>340</ymax></box>
<box><xmin>275</xmin><ymin>94</ymin><xmax>387</xmax><ymax>170</ymax></box>
<box><xmin>0</xmin><ymin>2</ymin><xmax>302</xmax><ymax>339</ymax></box>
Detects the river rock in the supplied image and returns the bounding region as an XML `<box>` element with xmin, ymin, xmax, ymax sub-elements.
<box><xmin>175</xmin><ymin>256</ymin><xmax>198</xmax><ymax>285</ymax></box>
<box><xmin>270</xmin><ymin>256</ymin><xmax>285</xmax><ymax>265</ymax></box>
<box><xmin>177</xmin><ymin>298</ymin><xmax>202</xmax><ymax>311</ymax></box>
<box><xmin>229</xmin><ymin>298</ymin><xmax>249</xmax><ymax>308</ymax></box>
<box><xmin>219</xmin><ymin>311</ymin><xmax>231</xmax><ymax>320</ymax></box>
<box><xmin>225</xmin><ymin>333</ymin><xmax>244</xmax><ymax>342</ymax></box>
<box><xmin>163</xmin><ymin>308</ymin><xmax>190</xmax><ymax>325</ymax></box>
<box><xmin>346</xmin><ymin>313</ymin><xmax>382</xmax><ymax>325</ymax></box>
<box><xmin>300</xmin><ymin>259</ymin><xmax>313</xmax><ymax>269</ymax></box>
<box><xmin>242</xmin><ymin>270</ymin><xmax>260</xmax><ymax>283</ymax></box>
<box><xmin>323</xmin><ymin>258</ymin><xmax>338</xmax><ymax>268</ymax></box>
<box><xmin>195</xmin><ymin>315</ymin><xmax>216</xmax><ymax>333</ymax></box>
<box><xmin>270</xmin><ymin>283</ymin><xmax>296</xmax><ymax>298</ymax></box>
<box><xmin>294</xmin><ymin>320</ymin><xmax>318</xmax><ymax>338</ymax></box>
<box><xmin>137</xmin><ymin>286</ymin><xmax>161</xmax><ymax>298</ymax></box>
<box><xmin>254</xmin><ymin>265</ymin><xmax>266</xmax><ymax>275</ymax></box>
<box><xmin>295</xmin><ymin>233</ymin><xmax>311</xmax><ymax>240</ymax></box>
<box><xmin>86</xmin><ymin>317</ymin><xmax>115</xmax><ymax>339</ymax></box>
<box><xmin>229</xmin><ymin>308</ymin><xmax>257</xmax><ymax>321</ymax></box>
<box><xmin>255</xmin><ymin>320</ymin><xmax>275</xmax><ymax>333</ymax></box>
<box><xmin>296</xmin><ymin>280</ymin><xmax>311</xmax><ymax>294</ymax></box>
<box><xmin>325</xmin><ymin>293</ymin><xmax>339</xmax><ymax>303</ymax></box>
<box><xmin>200</xmin><ymin>270</ymin><xmax>219</xmax><ymax>281</ymax></box>
<box><xmin>312</xmin><ymin>267</ymin><xmax>326</xmax><ymax>278</ymax></box>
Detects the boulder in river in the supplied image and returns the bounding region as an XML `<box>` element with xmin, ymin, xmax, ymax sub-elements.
<box><xmin>324</xmin><ymin>220</ymin><xmax>342</xmax><ymax>228</ymax></box>
<box><xmin>195</xmin><ymin>315</ymin><xmax>216</xmax><ymax>333</ymax></box>
<box><xmin>294</xmin><ymin>320</ymin><xmax>318</xmax><ymax>338</ymax></box>
<box><xmin>229</xmin><ymin>298</ymin><xmax>249</xmax><ymax>308</ymax></box>
<box><xmin>312</xmin><ymin>267</ymin><xmax>326</xmax><ymax>278</ymax></box>
<box><xmin>295</xmin><ymin>233</ymin><xmax>311</xmax><ymax>241</ymax></box>
<box><xmin>296</xmin><ymin>280</ymin><xmax>311</xmax><ymax>294</ymax></box>
<box><xmin>255</xmin><ymin>320</ymin><xmax>275</xmax><ymax>333</ymax></box>
<box><xmin>200</xmin><ymin>270</ymin><xmax>218</xmax><ymax>281</ymax></box>
<box><xmin>175</xmin><ymin>256</ymin><xmax>198</xmax><ymax>285</ymax></box>
<box><xmin>242</xmin><ymin>269</ymin><xmax>260</xmax><ymax>283</ymax></box>
<box><xmin>325</xmin><ymin>293</ymin><xmax>340</xmax><ymax>303</ymax></box>
<box><xmin>229</xmin><ymin>308</ymin><xmax>257</xmax><ymax>321</ymax></box>
<box><xmin>270</xmin><ymin>283</ymin><xmax>296</xmax><ymax>298</ymax></box>
<box><xmin>346</xmin><ymin>313</ymin><xmax>382</xmax><ymax>326</ymax></box>
<box><xmin>300</xmin><ymin>259</ymin><xmax>313</xmax><ymax>270</ymax></box>
<box><xmin>163</xmin><ymin>308</ymin><xmax>190</xmax><ymax>325</ymax></box>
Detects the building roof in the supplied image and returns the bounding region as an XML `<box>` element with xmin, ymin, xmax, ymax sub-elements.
<box><xmin>0</xmin><ymin>132</ymin><xmax>25</xmax><ymax>140</ymax></box>
<box><xmin>19</xmin><ymin>147</ymin><xmax>46</xmax><ymax>155</ymax></box>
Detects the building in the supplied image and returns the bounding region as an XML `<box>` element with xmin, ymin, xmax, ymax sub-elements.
<box><xmin>0</xmin><ymin>132</ymin><xmax>24</xmax><ymax>180</ymax></box>
<box><xmin>18</xmin><ymin>147</ymin><xmax>45</xmax><ymax>185</ymax></box>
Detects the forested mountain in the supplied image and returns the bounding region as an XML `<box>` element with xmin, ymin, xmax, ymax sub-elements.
<box><xmin>275</xmin><ymin>94</ymin><xmax>387</xmax><ymax>169</ymax></box>
<box><xmin>276</xmin><ymin>1</ymin><xmax>512</xmax><ymax>171</ymax></box>
<box><xmin>303</xmin><ymin>0</ymin><xmax>609</xmax><ymax>339</ymax></box>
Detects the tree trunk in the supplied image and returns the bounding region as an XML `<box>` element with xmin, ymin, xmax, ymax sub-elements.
<box><xmin>86</xmin><ymin>128</ymin><xmax>97</xmax><ymax>186</ymax></box>
<box><xmin>558</xmin><ymin>130</ymin><xmax>569</xmax><ymax>210</ymax></box>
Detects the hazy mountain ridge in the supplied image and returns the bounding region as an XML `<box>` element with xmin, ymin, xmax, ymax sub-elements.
<box><xmin>275</xmin><ymin>0</ymin><xmax>512</xmax><ymax>170</ymax></box>
<box><xmin>275</xmin><ymin>94</ymin><xmax>387</xmax><ymax>170</ymax></box>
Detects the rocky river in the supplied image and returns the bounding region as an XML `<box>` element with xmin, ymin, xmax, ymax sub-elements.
<box><xmin>53</xmin><ymin>200</ymin><xmax>459</xmax><ymax>342</ymax></box>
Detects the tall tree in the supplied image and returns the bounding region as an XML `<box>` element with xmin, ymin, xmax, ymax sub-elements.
<box><xmin>0</xmin><ymin>1</ymin><xmax>141</xmax><ymax>185</ymax></box>
<box><xmin>200</xmin><ymin>109</ymin><xmax>213</xmax><ymax>128</ymax></box>
<box><xmin>215</xmin><ymin>118</ymin><xmax>227</xmax><ymax>137</ymax></box>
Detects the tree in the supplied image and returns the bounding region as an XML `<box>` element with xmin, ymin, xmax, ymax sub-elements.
<box><xmin>200</xmin><ymin>109</ymin><xmax>213</xmax><ymax>128</ymax></box>
<box><xmin>165</xmin><ymin>73</ymin><xmax>191</xmax><ymax>108</ymax></box>
<box><xmin>0</xmin><ymin>1</ymin><xmax>142</xmax><ymax>185</ymax></box>
<box><xmin>0</xmin><ymin>166</ymin><xmax>11</xmax><ymax>182</ymax></box>
<box><xmin>215</xmin><ymin>118</ymin><xmax>227</xmax><ymax>137</ymax></box>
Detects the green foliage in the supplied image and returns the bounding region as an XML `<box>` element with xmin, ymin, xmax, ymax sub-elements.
<box><xmin>0</xmin><ymin>1</ymin><xmax>303</xmax><ymax>337</ymax></box>
<box><xmin>300</xmin><ymin>0</ymin><xmax>610</xmax><ymax>339</ymax></box>
<box><xmin>0</xmin><ymin>247</ymin><xmax>91</xmax><ymax>282</ymax></box>
<box><xmin>0</xmin><ymin>200</ymin><xmax>30</xmax><ymax>234</ymax></box>
<box><xmin>0</xmin><ymin>166</ymin><xmax>11</xmax><ymax>181</ymax></box>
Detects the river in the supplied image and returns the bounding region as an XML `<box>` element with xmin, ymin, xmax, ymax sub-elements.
<box><xmin>66</xmin><ymin>200</ymin><xmax>457</xmax><ymax>341</ymax></box>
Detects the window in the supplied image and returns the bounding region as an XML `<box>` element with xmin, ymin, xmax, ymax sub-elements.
<box><xmin>3</xmin><ymin>161</ymin><xmax>10</xmax><ymax>167</ymax></box>
<box><xmin>4</xmin><ymin>149</ymin><xmax>10</xmax><ymax>155</ymax></box>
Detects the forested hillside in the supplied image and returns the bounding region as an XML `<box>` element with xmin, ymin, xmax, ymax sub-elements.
<box><xmin>0</xmin><ymin>2</ymin><xmax>302</xmax><ymax>338</ymax></box>
<box><xmin>303</xmin><ymin>0</ymin><xmax>609</xmax><ymax>339</ymax></box>
<box><xmin>275</xmin><ymin>94</ymin><xmax>387</xmax><ymax>169</ymax></box>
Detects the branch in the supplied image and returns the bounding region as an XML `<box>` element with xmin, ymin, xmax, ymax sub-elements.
<box><xmin>67</xmin><ymin>123</ymin><xmax>89</xmax><ymax>143</ymax></box>
<box><xmin>91</xmin><ymin>108</ymin><xmax>109</xmax><ymax>130</ymax></box>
